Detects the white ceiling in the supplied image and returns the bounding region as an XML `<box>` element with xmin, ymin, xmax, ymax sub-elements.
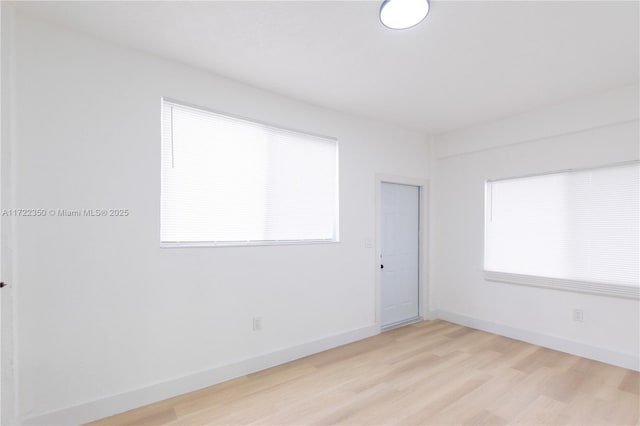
<box><xmin>15</xmin><ymin>1</ymin><xmax>640</xmax><ymax>134</ymax></box>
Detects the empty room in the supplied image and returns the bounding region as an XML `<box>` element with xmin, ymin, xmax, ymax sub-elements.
<box><xmin>0</xmin><ymin>0</ymin><xmax>638</xmax><ymax>425</ymax></box>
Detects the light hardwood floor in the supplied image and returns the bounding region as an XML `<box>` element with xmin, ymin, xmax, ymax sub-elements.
<box><xmin>88</xmin><ymin>320</ymin><xmax>640</xmax><ymax>426</ymax></box>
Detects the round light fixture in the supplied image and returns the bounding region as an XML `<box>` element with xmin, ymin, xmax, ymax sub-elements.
<box><xmin>379</xmin><ymin>0</ymin><xmax>430</xmax><ymax>30</ymax></box>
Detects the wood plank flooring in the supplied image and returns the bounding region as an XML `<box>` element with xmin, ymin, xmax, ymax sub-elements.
<box><xmin>88</xmin><ymin>320</ymin><xmax>640</xmax><ymax>426</ymax></box>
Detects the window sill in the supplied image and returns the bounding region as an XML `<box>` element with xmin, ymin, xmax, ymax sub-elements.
<box><xmin>160</xmin><ymin>239</ymin><xmax>339</xmax><ymax>248</ymax></box>
<box><xmin>483</xmin><ymin>270</ymin><xmax>639</xmax><ymax>300</ymax></box>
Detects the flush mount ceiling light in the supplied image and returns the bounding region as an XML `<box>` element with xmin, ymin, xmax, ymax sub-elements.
<box><xmin>380</xmin><ymin>0</ymin><xmax>430</xmax><ymax>30</ymax></box>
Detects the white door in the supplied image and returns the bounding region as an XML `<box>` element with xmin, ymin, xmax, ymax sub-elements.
<box><xmin>380</xmin><ymin>182</ymin><xmax>420</xmax><ymax>327</ymax></box>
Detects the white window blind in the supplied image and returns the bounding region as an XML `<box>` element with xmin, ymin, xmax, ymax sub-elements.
<box><xmin>484</xmin><ymin>162</ymin><xmax>639</xmax><ymax>299</ymax></box>
<box><xmin>161</xmin><ymin>100</ymin><xmax>339</xmax><ymax>246</ymax></box>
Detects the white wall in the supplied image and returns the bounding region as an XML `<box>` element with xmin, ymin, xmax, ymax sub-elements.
<box><xmin>433</xmin><ymin>85</ymin><xmax>640</xmax><ymax>370</ymax></box>
<box><xmin>9</xmin><ymin>12</ymin><xmax>431</xmax><ymax>424</ymax></box>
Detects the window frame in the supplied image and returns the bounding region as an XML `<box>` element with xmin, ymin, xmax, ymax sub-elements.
<box><xmin>160</xmin><ymin>97</ymin><xmax>340</xmax><ymax>248</ymax></box>
<box><xmin>483</xmin><ymin>160</ymin><xmax>640</xmax><ymax>300</ymax></box>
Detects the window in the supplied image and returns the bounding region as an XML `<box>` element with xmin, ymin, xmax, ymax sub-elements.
<box><xmin>161</xmin><ymin>99</ymin><xmax>339</xmax><ymax>246</ymax></box>
<box><xmin>484</xmin><ymin>161</ymin><xmax>639</xmax><ymax>299</ymax></box>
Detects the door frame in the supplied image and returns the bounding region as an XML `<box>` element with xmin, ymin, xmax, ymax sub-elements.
<box><xmin>375</xmin><ymin>175</ymin><xmax>430</xmax><ymax>332</ymax></box>
<box><xmin>1</xmin><ymin>3</ymin><xmax>16</xmax><ymax>424</ymax></box>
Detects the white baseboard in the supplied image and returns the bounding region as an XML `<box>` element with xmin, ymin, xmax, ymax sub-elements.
<box><xmin>422</xmin><ymin>310</ymin><xmax>438</xmax><ymax>320</ymax></box>
<box><xmin>436</xmin><ymin>309</ymin><xmax>639</xmax><ymax>371</ymax></box>
<box><xmin>22</xmin><ymin>325</ymin><xmax>379</xmax><ymax>426</ymax></box>
<box><xmin>23</xmin><ymin>312</ymin><xmax>638</xmax><ymax>425</ymax></box>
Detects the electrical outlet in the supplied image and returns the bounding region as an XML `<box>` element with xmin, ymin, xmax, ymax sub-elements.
<box><xmin>252</xmin><ymin>317</ymin><xmax>262</xmax><ymax>331</ymax></box>
<box><xmin>573</xmin><ymin>309</ymin><xmax>584</xmax><ymax>322</ymax></box>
